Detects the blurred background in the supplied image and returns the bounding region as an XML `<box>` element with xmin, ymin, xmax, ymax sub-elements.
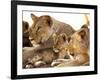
<box><xmin>23</xmin><ymin>11</ymin><xmax>90</xmax><ymax>30</ymax></box>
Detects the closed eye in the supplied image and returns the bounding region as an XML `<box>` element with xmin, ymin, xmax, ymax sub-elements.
<box><xmin>67</xmin><ymin>37</ymin><xmax>71</xmax><ymax>43</ymax></box>
<box><xmin>36</xmin><ymin>26</ymin><xmax>41</xmax><ymax>32</ymax></box>
<box><xmin>35</xmin><ymin>27</ymin><xmax>40</xmax><ymax>34</ymax></box>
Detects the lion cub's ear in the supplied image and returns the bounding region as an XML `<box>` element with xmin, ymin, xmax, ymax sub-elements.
<box><xmin>78</xmin><ymin>30</ymin><xmax>86</xmax><ymax>39</ymax></box>
<box><xmin>60</xmin><ymin>33</ymin><xmax>67</xmax><ymax>42</ymax></box>
<box><xmin>67</xmin><ymin>37</ymin><xmax>71</xmax><ymax>43</ymax></box>
<box><xmin>31</xmin><ymin>13</ymin><xmax>38</xmax><ymax>22</ymax></box>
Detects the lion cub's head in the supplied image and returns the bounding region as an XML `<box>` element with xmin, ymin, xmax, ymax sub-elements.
<box><xmin>23</xmin><ymin>21</ymin><xmax>32</xmax><ymax>47</ymax></box>
<box><xmin>53</xmin><ymin>33</ymin><xmax>68</xmax><ymax>52</ymax></box>
<box><xmin>29</xmin><ymin>13</ymin><xmax>53</xmax><ymax>44</ymax></box>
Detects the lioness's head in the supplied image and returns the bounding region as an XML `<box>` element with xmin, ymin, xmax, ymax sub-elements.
<box><xmin>29</xmin><ymin>13</ymin><xmax>53</xmax><ymax>44</ymax></box>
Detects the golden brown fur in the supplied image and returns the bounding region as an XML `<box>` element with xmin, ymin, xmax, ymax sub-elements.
<box><xmin>29</xmin><ymin>13</ymin><xmax>75</xmax><ymax>50</ymax></box>
<box><xmin>52</xmin><ymin>25</ymin><xmax>90</xmax><ymax>67</ymax></box>
<box><xmin>23</xmin><ymin>14</ymin><xmax>90</xmax><ymax>68</ymax></box>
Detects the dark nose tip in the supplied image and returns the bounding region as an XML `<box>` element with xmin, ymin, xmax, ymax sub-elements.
<box><xmin>64</xmin><ymin>55</ymin><xmax>70</xmax><ymax>59</ymax></box>
<box><xmin>38</xmin><ymin>41</ymin><xmax>42</xmax><ymax>44</ymax></box>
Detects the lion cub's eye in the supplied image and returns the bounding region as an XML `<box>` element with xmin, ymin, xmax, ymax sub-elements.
<box><xmin>62</xmin><ymin>36</ymin><xmax>66</xmax><ymax>42</ymax></box>
<box><xmin>67</xmin><ymin>37</ymin><xmax>71</xmax><ymax>43</ymax></box>
<box><xmin>37</xmin><ymin>26</ymin><xmax>41</xmax><ymax>30</ymax></box>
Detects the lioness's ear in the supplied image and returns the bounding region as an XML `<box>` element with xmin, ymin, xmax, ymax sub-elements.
<box><xmin>31</xmin><ymin>13</ymin><xmax>38</xmax><ymax>22</ymax></box>
<box><xmin>45</xmin><ymin>16</ymin><xmax>52</xmax><ymax>27</ymax></box>
<box><xmin>78</xmin><ymin>30</ymin><xmax>86</xmax><ymax>39</ymax></box>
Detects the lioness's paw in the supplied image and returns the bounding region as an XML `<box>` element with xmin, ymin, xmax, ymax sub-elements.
<box><xmin>51</xmin><ymin>59</ymin><xmax>70</xmax><ymax>67</ymax></box>
<box><xmin>25</xmin><ymin>64</ymin><xmax>34</xmax><ymax>69</ymax></box>
<box><xmin>34</xmin><ymin>61</ymin><xmax>46</xmax><ymax>67</ymax></box>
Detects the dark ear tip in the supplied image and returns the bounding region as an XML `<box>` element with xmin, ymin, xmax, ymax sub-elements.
<box><xmin>81</xmin><ymin>24</ymin><xmax>88</xmax><ymax>29</ymax></box>
<box><xmin>23</xmin><ymin>21</ymin><xmax>29</xmax><ymax>29</ymax></box>
<box><xmin>79</xmin><ymin>30</ymin><xmax>86</xmax><ymax>39</ymax></box>
<box><xmin>61</xmin><ymin>33</ymin><xmax>67</xmax><ymax>41</ymax></box>
<box><xmin>31</xmin><ymin>13</ymin><xmax>36</xmax><ymax>17</ymax></box>
<box><xmin>31</xmin><ymin>13</ymin><xmax>33</xmax><ymax>17</ymax></box>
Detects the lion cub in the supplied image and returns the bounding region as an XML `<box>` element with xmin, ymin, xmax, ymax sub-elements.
<box><xmin>23</xmin><ymin>21</ymin><xmax>32</xmax><ymax>47</ymax></box>
<box><xmin>22</xmin><ymin>47</ymin><xmax>58</xmax><ymax>68</ymax></box>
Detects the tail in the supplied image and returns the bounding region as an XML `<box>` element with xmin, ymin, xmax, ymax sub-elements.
<box><xmin>84</xmin><ymin>14</ymin><xmax>90</xmax><ymax>26</ymax></box>
<box><xmin>81</xmin><ymin>14</ymin><xmax>90</xmax><ymax>28</ymax></box>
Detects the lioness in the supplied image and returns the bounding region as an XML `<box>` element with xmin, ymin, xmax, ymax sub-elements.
<box><xmin>52</xmin><ymin>25</ymin><xmax>90</xmax><ymax>67</ymax></box>
<box><xmin>29</xmin><ymin>13</ymin><xmax>75</xmax><ymax>50</ymax></box>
